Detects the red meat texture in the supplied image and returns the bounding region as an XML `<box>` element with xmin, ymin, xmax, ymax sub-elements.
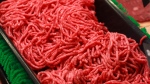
<box><xmin>0</xmin><ymin>0</ymin><xmax>150</xmax><ymax>84</ymax></box>
<box><xmin>117</xmin><ymin>0</ymin><xmax>150</xmax><ymax>22</ymax></box>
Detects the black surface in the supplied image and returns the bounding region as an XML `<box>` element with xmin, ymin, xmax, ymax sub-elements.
<box><xmin>95</xmin><ymin>0</ymin><xmax>150</xmax><ymax>43</ymax></box>
<box><xmin>143</xmin><ymin>43</ymin><xmax>150</xmax><ymax>66</ymax></box>
<box><xmin>142</xmin><ymin>0</ymin><xmax>150</xmax><ymax>7</ymax></box>
<box><xmin>0</xmin><ymin>0</ymin><xmax>3</xmax><ymax>3</ymax></box>
<box><xmin>0</xmin><ymin>65</ymin><xmax>9</xmax><ymax>84</ymax></box>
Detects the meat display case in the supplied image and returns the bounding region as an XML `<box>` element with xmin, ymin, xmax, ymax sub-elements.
<box><xmin>0</xmin><ymin>0</ymin><xmax>150</xmax><ymax>83</ymax></box>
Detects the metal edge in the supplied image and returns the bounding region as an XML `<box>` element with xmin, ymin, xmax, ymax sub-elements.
<box><xmin>0</xmin><ymin>28</ymin><xmax>40</xmax><ymax>84</ymax></box>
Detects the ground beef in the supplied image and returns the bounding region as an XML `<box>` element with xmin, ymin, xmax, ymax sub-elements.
<box><xmin>0</xmin><ymin>0</ymin><xmax>150</xmax><ymax>84</ymax></box>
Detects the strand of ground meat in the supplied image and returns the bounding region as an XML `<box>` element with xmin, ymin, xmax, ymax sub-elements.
<box><xmin>0</xmin><ymin>0</ymin><xmax>104</xmax><ymax>70</ymax></box>
<box><xmin>0</xmin><ymin>0</ymin><xmax>150</xmax><ymax>84</ymax></box>
<box><xmin>37</xmin><ymin>32</ymin><xmax>150</xmax><ymax>84</ymax></box>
